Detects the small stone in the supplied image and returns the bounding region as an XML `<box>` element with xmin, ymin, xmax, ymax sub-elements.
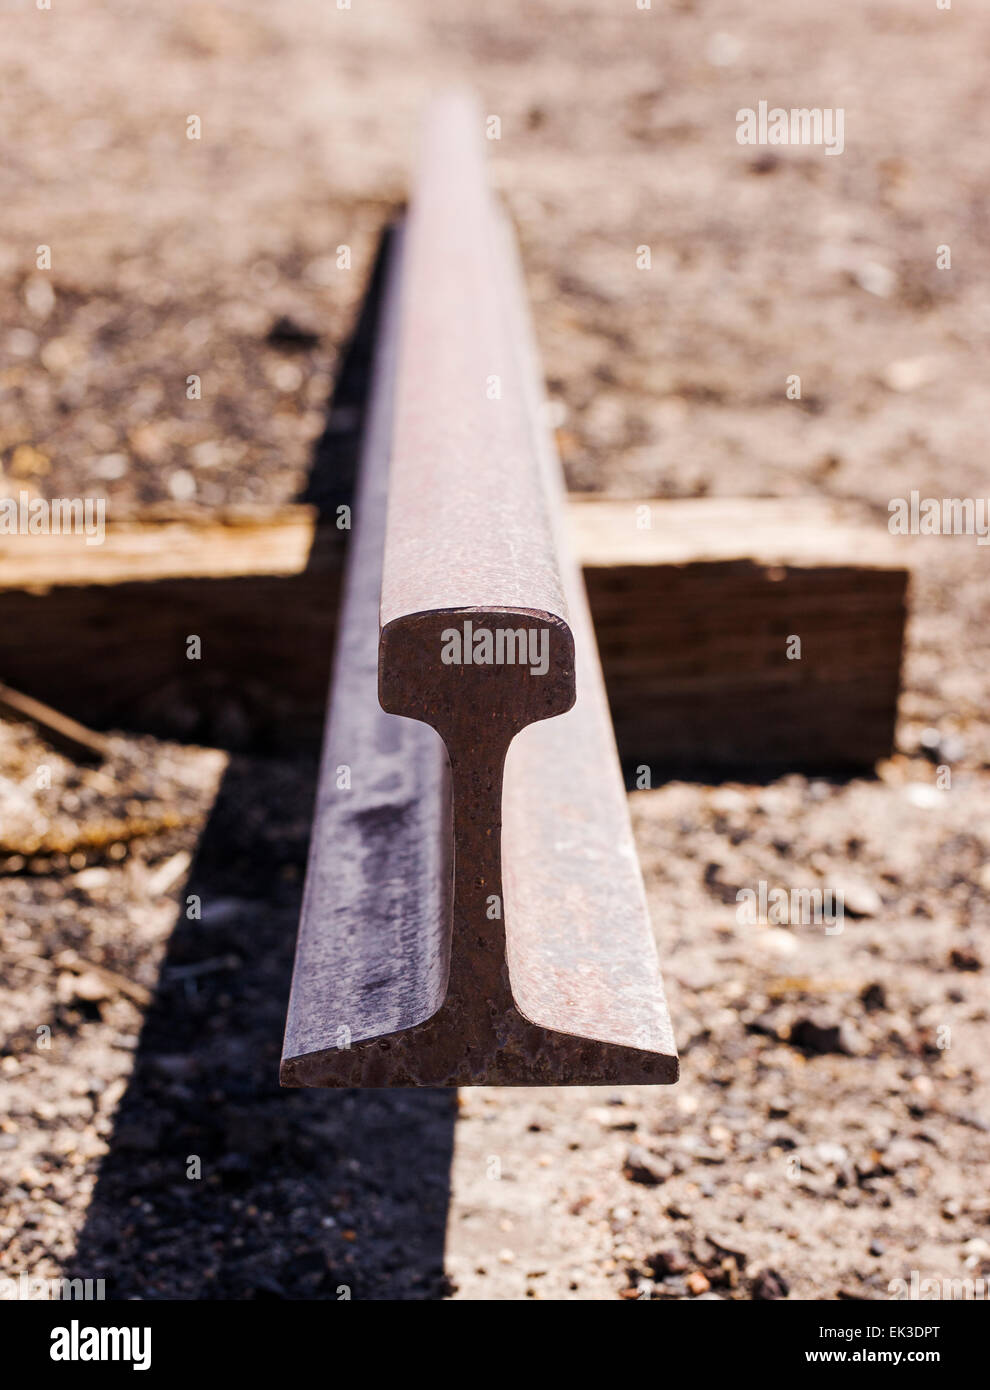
<box><xmin>190</xmin><ymin>440</ymin><xmax>223</xmax><ymax>468</ymax></box>
<box><xmin>74</xmin><ymin>867</ymin><xmax>111</xmax><ymax>890</ymax></box>
<box><xmin>130</xmin><ymin>423</ymin><xmax>167</xmax><ymax>462</ymax></box>
<box><xmin>623</xmin><ymin>1145</ymin><xmax>673</xmax><ymax>1187</ymax></box>
<box><xmin>647</xmin><ymin>1250</ymin><xmax>689</xmax><ymax>1278</ymax></box>
<box><xmin>93</xmin><ymin>453</ymin><xmax>129</xmax><ymax>481</ymax></box>
<box><xmin>9</xmin><ymin>444</ymin><xmax>50</xmax><ymax>478</ymax></box>
<box><xmin>882</xmin><ymin>356</ymin><xmax>940</xmax><ymax>393</ymax></box>
<box><xmin>686</xmin><ymin>1270</ymin><xmax>710</xmax><ymax>1296</ymax></box>
<box><xmin>269</xmin><ymin>361</ymin><xmax>303</xmax><ymax>392</ymax></box>
<box><xmin>905</xmin><ymin>783</ymin><xmax>942</xmax><ymax>810</ymax></box>
<box><xmin>919</xmin><ymin>727</ymin><xmax>964</xmax><ymax>764</ymax></box>
<box><xmin>267</xmin><ymin>315</ymin><xmax>320</xmax><ymax>350</ymax></box>
<box><xmin>949</xmin><ymin>948</ymin><xmax>981</xmax><ymax>972</ymax></box>
<box><xmin>168</xmin><ymin>469</ymin><xmax>197</xmax><ymax>502</ymax></box>
<box><xmin>57</xmin><ymin>970</ymin><xmax>110</xmax><ymax>1005</ymax></box>
<box><xmin>41</xmin><ymin>336</ymin><xmax>85</xmax><ymax>373</ymax></box>
<box><xmin>754</xmin><ymin>928</ymin><xmax>799</xmax><ymax>957</ymax></box>
<box><xmin>788</xmin><ymin>1018</ymin><xmax>845</xmax><ymax>1055</ymax></box>
<box><xmin>963</xmin><ymin>1237</ymin><xmax>990</xmax><ymax>1259</ymax></box>
<box><xmin>833</xmin><ymin>876</ymin><xmax>882</xmax><ymax>919</ymax></box>
<box><xmin>751</xmin><ymin>1268</ymin><xmax>790</xmax><ymax>1300</ymax></box>
<box><xmin>860</xmin><ymin>981</ymin><xmax>886</xmax><ymax>1013</ymax></box>
<box><xmin>853</xmin><ymin>261</ymin><xmax>897</xmax><ymax>298</ymax></box>
<box><xmin>75</xmin><ymin>971</ymin><xmax>111</xmax><ymax>1001</ymax></box>
<box><xmin>24</xmin><ymin>276</ymin><xmax>56</xmax><ymax>319</ymax></box>
<box><xmin>146</xmin><ymin>850</ymin><xmax>192</xmax><ymax>898</ymax></box>
<box><xmin>880</xmin><ymin>1138</ymin><xmax>921</xmax><ymax>1171</ymax></box>
<box><xmin>870</xmin><ymin>1240</ymin><xmax>886</xmax><ymax>1257</ymax></box>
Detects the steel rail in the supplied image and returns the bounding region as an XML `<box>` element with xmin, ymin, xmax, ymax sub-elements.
<box><xmin>281</xmin><ymin>92</ymin><xmax>677</xmax><ymax>1086</ymax></box>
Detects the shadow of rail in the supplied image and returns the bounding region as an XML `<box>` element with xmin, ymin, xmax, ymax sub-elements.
<box><xmin>69</xmin><ymin>224</ymin><xmax>456</xmax><ymax>1300</ymax></box>
<box><xmin>67</xmin><ymin>753</ymin><xmax>454</xmax><ymax>1300</ymax></box>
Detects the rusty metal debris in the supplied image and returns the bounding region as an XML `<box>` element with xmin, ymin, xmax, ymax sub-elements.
<box><xmin>280</xmin><ymin>92</ymin><xmax>677</xmax><ymax>1087</ymax></box>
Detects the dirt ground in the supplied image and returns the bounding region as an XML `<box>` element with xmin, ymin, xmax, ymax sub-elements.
<box><xmin>1</xmin><ymin>0</ymin><xmax>988</xmax><ymax>1300</ymax></box>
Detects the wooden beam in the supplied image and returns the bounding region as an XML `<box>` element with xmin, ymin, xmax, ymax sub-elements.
<box><xmin>569</xmin><ymin>497</ymin><xmax>908</xmax><ymax>772</ymax></box>
<box><xmin>0</xmin><ymin>499</ymin><xmax>907</xmax><ymax>769</ymax></box>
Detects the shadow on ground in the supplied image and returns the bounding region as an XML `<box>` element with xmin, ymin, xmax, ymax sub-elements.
<box><xmin>69</xmin><ymin>754</ymin><xmax>455</xmax><ymax>1300</ymax></box>
<box><xmin>70</xmin><ymin>226</ymin><xmax>456</xmax><ymax>1300</ymax></box>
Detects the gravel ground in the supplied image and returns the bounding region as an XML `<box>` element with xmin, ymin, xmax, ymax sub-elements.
<box><xmin>1</xmin><ymin>0</ymin><xmax>988</xmax><ymax>1301</ymax></box>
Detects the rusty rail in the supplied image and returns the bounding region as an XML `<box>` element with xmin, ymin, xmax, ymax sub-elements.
<box><xmin>280</xmin><ymin>92</ymin><xmax>677</xmax><ymax>1087</ymax></box>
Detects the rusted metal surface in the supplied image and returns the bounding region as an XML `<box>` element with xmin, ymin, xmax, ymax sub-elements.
<box><xmin>280</xmin><ymin>226</ymin><xmax>455</xmax><ymax>1079</ymax></box>
<box><xmin>281</xmin><ymin>93</ymin><xmax>677</xmax><ymax>1087</ymax></box>
<box><xmin>498</xmin><ymin>209</ymin><xmax>677</xmax><ymax>1069</ymax></box>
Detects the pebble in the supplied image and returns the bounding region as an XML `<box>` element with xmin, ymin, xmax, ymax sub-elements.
<box><xmin>949</xmin><ymin>948</ymin><xmax>981</xmax><ymax>972</ymax></box>
<box><xmin>833</xmin><ymin>876</ymin><xmax>882</xmax><ymax>918</ymax></box>
<box><xmin>168</xmin><ymin>469</ymin><xmax>197</xmax><ymax>502</ymax></box>
<box><xmin>919</xmin><ymin>727</ymin><xmax>964</xmax><ymax>764</ymax></box>
<box><xmin>9</xmin><ymin>444</ymin><xmax>50</xmax><ymax>478</ymax></box>
<box><xmin>904</xmin><ymin>783</ymin><xmax>943</xmax><ymax>810</ymax></box>
<box><xmin>73</xmin><ymin>867</ymin><xmax>111</xmax><ymax>890</ymax></box>
<box><xmin>853</xmin><ymin>261</ymin><xmax>897</xmax><ymax>298</ymax></box>
<box><xmin>622</xmin><ymin>1145</ymin><xmax>673</xmax><ymax>1187</ymax></box>
<box><xmin>752</xmin><ymin>1268</ymin><xmax>790</xmax><ymax>1299</ymax></box>
<box><xmin>754</xmin><ymin>928</ymin><xmax>799</xmax><ymax>957</ymax></box>
<box><xmin>788</xmin><ymin>1017</ymin><xmax>846</xmax><ymax>1055</ymax></box>
<box><xmin>93</xmin><ymin>453</ymin><xmax>129</xmax><ymax>481</ymax></box>
<box><xmin>882</xmin><ymin>356</ymin><xmax>940</xmax><ymax>393</ymax></box>
<box><xmin>860</xmin><ymin>981</ymin><xmax>886</xmax><ymax>1013</ymax></box>
<box><xmin>57</xmin><ymin>971</ymin><xmax>111</xmax><ymax>1004</ymax></box>
<box><xmin>24</xmin><ymin>275</ymin><xmax>56</xmax><ymax>319</ymax></box>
